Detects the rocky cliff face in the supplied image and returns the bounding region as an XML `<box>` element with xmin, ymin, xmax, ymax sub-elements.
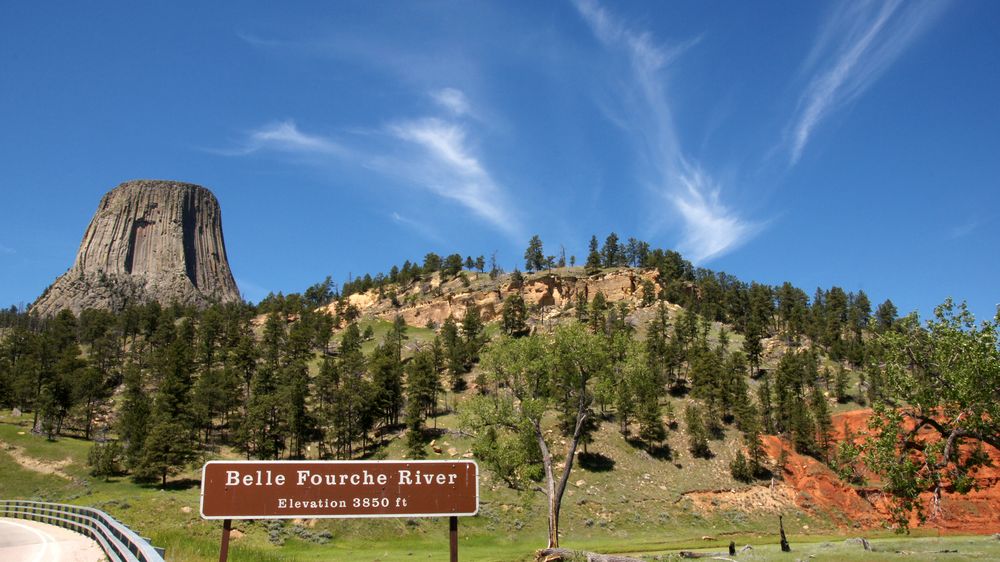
<box><xmin>323</xmin><ymin>269</ymin><xmax>666</xmax><ymax>329</ymax></box>
<box><xmin>31</xmin><ymin>180</ymin><xmax>241</xmax><ymax>316</ymax></box>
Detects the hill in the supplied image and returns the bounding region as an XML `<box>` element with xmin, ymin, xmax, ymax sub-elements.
<box><xmin>2</xmin><ymin>258</ymin><xmax>999</xmax><ymax>560</ymax></box>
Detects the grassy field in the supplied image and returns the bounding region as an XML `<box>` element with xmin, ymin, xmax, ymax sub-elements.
<box><xmin>2</xmin><ymin>405</ymin><xmax>996</xmax><ymax>562</ymax></box>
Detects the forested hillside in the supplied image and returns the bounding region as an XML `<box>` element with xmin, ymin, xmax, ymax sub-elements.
<box><xmin>1</xmin><ymin>233</ymin><xmax>997</xmax><ymax>554</ymax></box>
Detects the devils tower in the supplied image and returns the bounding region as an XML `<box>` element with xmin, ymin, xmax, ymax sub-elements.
<box><xmin>31</xmin><ymin>180</ymin><xmax>241</xmax><ymax>316</ymax></box>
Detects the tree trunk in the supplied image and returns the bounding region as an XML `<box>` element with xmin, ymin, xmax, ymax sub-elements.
<box><xmin>534</xmin><ymin>407</ymin><xmax>589</xmax><ymax>549</ymax></box>
<box><xmin>534</xmin><ymin>421</ymin><xmax>558</xmax><ymax>548</ymax></box>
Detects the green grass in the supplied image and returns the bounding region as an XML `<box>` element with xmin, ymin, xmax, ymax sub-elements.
<box><xmin>356</xmin><ymin>319</ymin><xmax>436</xmax><ymax>356</ymax></box>
<box><xmin>3</xmin><ymin>404</ymin><xmax>997</xmax><ymax>562</ymax></box>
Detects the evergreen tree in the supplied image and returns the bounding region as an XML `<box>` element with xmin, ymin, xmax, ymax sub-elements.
<box><xmin>138</xmin><ymin>320</ymin><xmax>198</xmax><ymax>483</ymax></box>
<box><xmin>601</xmin><ymin>232</ymin><xmax>621</xmax><ymax>268</ymax></box>
<box><xmin>370</xmin><ymin>342</ymin><xmax>404</xmax><ymax>429</ymax></box>
<box><xmin>282</xmin><ymin>361</ymin><xmax>314</xmax><ymax>459</ymax></box>
<box><xmin>501</xmin><ymin>294</ymin><xmax>529</xmax><ymax>337</ymax></box>
<box><xmin>243</xmin><ymin>365</ymin><xmax>284</xmax><ymax>459</ymax></box>
<box><xmin>585</xmin><ymin>235</ymin><xmax>602</xmax><ymax>275</ymax></box>
<box><xmin>588</xmin><ymin>291</ymin><xmax>608</xmax><ymax>334</ymax></box>
<box><xmin>874</xmin><ymin>299</ymin><xmax>897</xmax><ymax>332</ymax></box>
<box><xmin>834</xmin><ymin>365</ymin><xmax>849</xmax><ymax>403</ymax></box>
<box><xmin>423</xmin><ymin>252</ymin><xmax>442</xmax><ymax>274</ymax></box>
<box><xmin>441</xmin><ymin>317</ymin><xmax>465</xmax><ymax>390</ymax></box>
<box><xmin>524</xmin><ymin>235</ymin><xmax>545</xmax><ymax>272</ymax></box>
<box><xmin>685</xmin><ymin>403</ymin><xmax>711</xmax><ymax>458</ymax></box>
<box><xmin>730</xmin><ymin>451</ymin><xmax>753</xmax><ymax>482</ymax></box>
<box><xmin>118</xmin><ymin>364</ymin><xmax>149</xmax><ymax>470</ymax></box>
<box><xmin>811</xmin><ymin>384</ymin><xmax>833</xmax><ymax>458</ymax></box>
<box><xmin>574</xmin><ymin>292</ymin><xmax>589</xmax><ymax>323</ymax></box>
<box><xmin>442</xmin><ymin>253</ymin><xmax>464</xmax><ymax>278</ymax></box>
<box><xmin>461</xmin><ymin>306</ymin><xmax>486</xmax><ymax>369</ymax></box>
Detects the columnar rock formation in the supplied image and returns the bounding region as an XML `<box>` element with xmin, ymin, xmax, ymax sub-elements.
<box><xmin>31</xmin><ymin>180</ymin><xmax>241</xmax><ymax>316</ymax></box>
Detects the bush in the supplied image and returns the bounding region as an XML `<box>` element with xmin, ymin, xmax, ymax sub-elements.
<box><xmin>87</xmin><ymin>441</ymin><xmax>124</xmax><ymax>481</ymax></box>
<box><xmin>730</xmin><ymin>451</ymin><xmax>754</xmax><ymax>483</ymax></box>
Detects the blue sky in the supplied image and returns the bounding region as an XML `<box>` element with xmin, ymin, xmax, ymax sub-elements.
<box><xmin>2</xmin><ymin>1</ymin><xmax>998</xmax><ymax>322</ymax></box>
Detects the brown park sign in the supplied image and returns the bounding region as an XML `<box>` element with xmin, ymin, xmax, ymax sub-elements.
<box><xmin>200</xmin><ymin>460</ymin><xmax>478</xmax><ymax>520</ymax></box>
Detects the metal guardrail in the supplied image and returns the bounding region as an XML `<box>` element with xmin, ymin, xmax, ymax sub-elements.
<box><xmin>0</xmin><ymin>500</ymin><xmax>165</xmax><ymax>562</ymax></box>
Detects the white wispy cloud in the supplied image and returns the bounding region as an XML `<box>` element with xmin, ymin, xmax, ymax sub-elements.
<box><xmin>218</xmin><ymin>120</ymin><xmax>347</xmax><ymax>157</ymax></box>
<box><xmin>574</xmin><ymin>0</ymin><xmax>757</xmax><ymax>263</ymax></box>
<box><xmin>788</xmin><ymin>0</ymin><xmax>948</xmax><ymax>164</ymax></box>
<box><xmin>947</xmin><ymin>218</ymin><xmax>978</xmax><ymax>240</ymax></box>
<box><xmin>218</xmin><ymin>92</ymin><xmax>520</xmax><ymax>239</ymax></box>
<box><xmin>390</xmin><ymin>211</ymin><xmax>447</xmax><ymax>245</ymax></box>
<box><xmin>0</xmin><ymin>243</ymin><xmax>15</xmax><ymax>255</ymax></box>
<box><xmin>431</xmin><ymin>88</ymin><xmax>471</xmax><ymax>116</ymax></box>
<box><xmin>385</xmin><ymin>117</ymin><xmax>521</xmax><ymax>238</ymax></box>
<box><xmin>672</xmin><ymin>168</ymin><xmax>762</xmax><ymax>261</ymax></box>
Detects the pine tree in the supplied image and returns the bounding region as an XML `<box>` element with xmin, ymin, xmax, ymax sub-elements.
<box><xmin>441</xmin><ymin>317</ymin><xmax>465</xmax><ymax>390</ymax></box>
<box><xmin>685</xmin><ymin>403</ymin><xmax>711</xmax><ymax>458</ymax></box>
<box><xmin>585</xmin><ymin>235</ymin><xmax>602</xmax><ymax>275</ymax></box>
<box><xmin>501</xmin><ymin>294</ymin><xmax>529</xmax><ymax>337</ymax></box>
<box><xmin>138</xmin><ymin>320</ymin><xmax>199</xmax><ymax>484</ymax></box>
<box><xmin>118</xmin><ymin>364</ymin><xmax>149</xmax><ymax>470</ymax></box>
<box><xmin>588</xmin><ymin>292</ymin><xmax>607</xmax><ymax>334</ymax></box>
<box><xmin>730</xmin><ymin>451</ymin><xmax>753</xmax><ymax>482</ymax></box>
<box><xmin>282</xmin><ymin>361</ymin><xmax>313</xmax><ymax>459</ymax></box>
<box><xmin>524</xmin><ymin>235</ymin><xmax>545</xmax><ymax>272</ymax></box>
<box><xmin>810</xmin><ymin>384</ymin><xmax>833</xmax><ymax>458</ymax></box>
<box><xmin>601</xmin><ymin>232</ymin><xmax>621</xmax><ymax>268</ymax></box>
<box><xmin>461</xmin><ymin>306</ymin><xmax>485</xmax><ymax>369</ymax></box>
<box><xmin>834</xmin><ymin>365</ymin><xmax>849</xmax><ymax>403</ymax></box>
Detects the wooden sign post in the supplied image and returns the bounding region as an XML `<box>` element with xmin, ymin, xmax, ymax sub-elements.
<box><xmin>200</xmin><ymin>460</ymin><xmax>478</xmax><ymax>561</ymax></box>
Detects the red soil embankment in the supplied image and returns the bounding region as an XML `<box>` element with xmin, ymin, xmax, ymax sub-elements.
<box><xmin>760</xmin><ymin>409</ymin><xmax>1000</xmax><ymax>533</ymax></box>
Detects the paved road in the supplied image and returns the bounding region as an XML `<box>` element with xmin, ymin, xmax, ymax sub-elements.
<box><xmin>0</xmin><ymin>517</ymin><xmax>105</xmax><ymax>562</ymax></box>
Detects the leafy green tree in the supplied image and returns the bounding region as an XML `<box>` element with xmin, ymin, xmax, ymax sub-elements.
<box><xmin>463</xmin><ymin>324</ymin><xmax>608</xmax><ymax>548</ymax></box>
<box><xmin>88</xmin><ymin>440</ymin><xmax>123</xmax><ymax>481</ymax></box>
<box><xmin>863</xmin><ymin>300</ymin><xmax>1000</xmax><ymax>530</ymax></box>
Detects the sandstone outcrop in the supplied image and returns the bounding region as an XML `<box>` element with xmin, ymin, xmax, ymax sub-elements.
<box><xmin>31</xmin><ymin>180</ymin><xmax>241</xmax><ymax>316</ymax></box>
<box><xmin>323</xmin><ymin>269</ymin><xmax>662</xmax><ymax>329</ymax></box>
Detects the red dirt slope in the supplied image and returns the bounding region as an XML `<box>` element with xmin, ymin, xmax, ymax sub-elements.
<box><xmin>760</xmin><ymin>409</ymin><xmax>1000</xmax><ymax>533</ymax></box>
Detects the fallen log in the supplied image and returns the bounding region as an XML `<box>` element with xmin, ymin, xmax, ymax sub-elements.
<box><xmin>535</xmin><ymin>548</ymin><xmax>643</xmax><ymax>562</ymax></box>
<box><xmin>679</xmin><ymin>545</ymin><xmax>752</xmax><ymax>559</ymax></box>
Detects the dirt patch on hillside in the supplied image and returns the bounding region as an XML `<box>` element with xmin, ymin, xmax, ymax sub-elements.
<box><xmin>0</xmin><ymin>440</ymin><xmax>74</xmax><ymax>480</ymax></box>
<box><xmin>683</xmin><ymin>483</ymin><xmax>796</xmax><ymax>514</ymax></box>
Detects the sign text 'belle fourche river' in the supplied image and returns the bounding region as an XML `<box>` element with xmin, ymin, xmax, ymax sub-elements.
<box><xmin>200</xmin><ymin>460</ymin><xmax>478</xmax><ymax>519</ymax></box>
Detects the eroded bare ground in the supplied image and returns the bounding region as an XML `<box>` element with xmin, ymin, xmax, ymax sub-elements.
<box><xmin>0</xmin><ymin>440</ymin><xmax>74</xmax><ymax>480</ymax></box>
<box><xmin>683</xmin><ymin>482</ymin><xmax>797</xmax><ymax>514</ymax></box>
